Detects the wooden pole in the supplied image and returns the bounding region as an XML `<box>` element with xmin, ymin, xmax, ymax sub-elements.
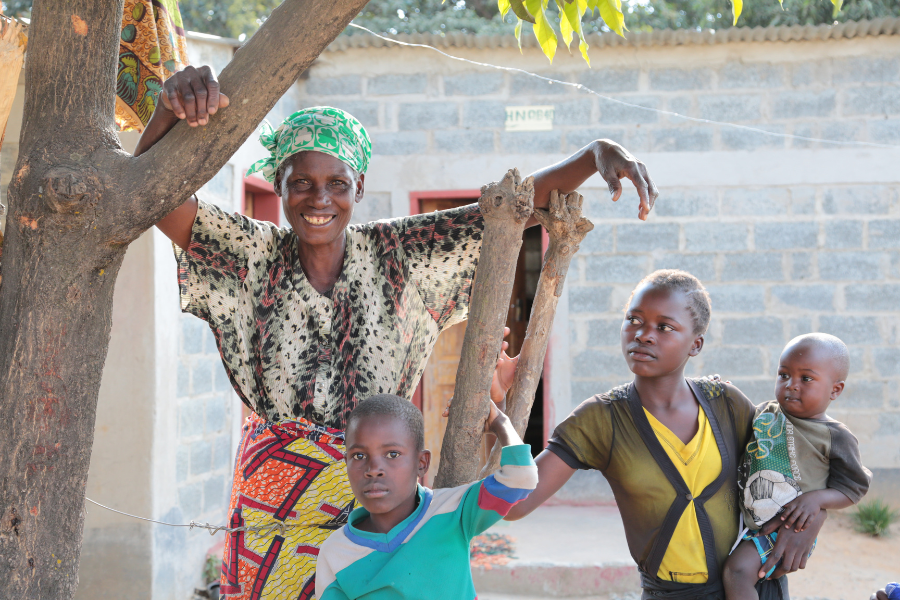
<box><xmin>480</xmin><ymin>190</ymin><xmax>593</xmax><ymax>477</ymax></box>
<box><xmin>434</xmin><ymin>168</ymin><xmax>534</xmax><ymax>489</ymax></box>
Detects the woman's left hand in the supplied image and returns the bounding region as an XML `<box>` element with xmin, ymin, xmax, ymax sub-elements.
<box><xmin>592</xmin><ymin>140</ymin><xmax>659</xmax><ymax>221</ymax></box>
<box><xmin>760</xmin><ymin>509</ymin><xmax>826</xmax><ymax>579</ymax></box>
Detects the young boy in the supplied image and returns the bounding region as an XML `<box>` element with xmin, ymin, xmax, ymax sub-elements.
<box><xmin>315</xmin><ymin>393</ymin><xmax>538</xmax><ymax>600</ymax></box>
<box><xmin>723</xmin><ymin>333</ymin><xmax>872</xmax><ymax>600</ymax></box>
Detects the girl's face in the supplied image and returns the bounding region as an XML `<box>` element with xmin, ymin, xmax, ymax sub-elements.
<box><xmin>620</xmin><ymin>284</ymin><xmax>704</xmax><ymax>379</ymax></box>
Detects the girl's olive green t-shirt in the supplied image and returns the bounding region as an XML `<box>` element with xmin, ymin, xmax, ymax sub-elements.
<box><xmin>548</xmin><ymin>377</ymin><xmax>756</xmax><ymax>583</ymax></box>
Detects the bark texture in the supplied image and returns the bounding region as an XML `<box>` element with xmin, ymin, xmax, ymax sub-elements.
<box><xmin>0</xmin><ymin>0</ymin><xmax>368</xmax><ymax>597</ymax></box>
<box><xmin>480</xmin><ymin>190</ymin><xmax>593</xmax><ymax>477</ymax></box>
<box><xmin>434</xmin><ymin>169</ymin><xmax>534</xmax><ymax>489</ymax></box>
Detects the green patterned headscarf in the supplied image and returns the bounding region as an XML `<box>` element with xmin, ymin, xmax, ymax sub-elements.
<box><xmin>246</xmin><ymin>107</ymin><xmax>372</xmax><ymax>183</ymax></box>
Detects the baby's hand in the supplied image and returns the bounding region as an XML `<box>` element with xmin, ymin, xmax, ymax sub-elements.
<box><xmin>779</xmin><ymin>493</ymin><xmax>820</xmax><ymax>532</ymax></box>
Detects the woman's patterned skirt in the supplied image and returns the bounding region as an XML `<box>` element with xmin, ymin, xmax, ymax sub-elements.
<box><xmin>220</xmin><ymin>413</ymin><xmax>353</xmax><ymax>600</ymax></box>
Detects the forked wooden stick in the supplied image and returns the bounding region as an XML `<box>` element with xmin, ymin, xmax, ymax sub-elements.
<box><xmin>479</xmin><ymin>190</ymin><xmax>593</xmax><ymax>477</ymax></box>
<box><xmin>434</xmin><ymin>169</ymin><xmax>534</xmax><ymax>489</ymax></box>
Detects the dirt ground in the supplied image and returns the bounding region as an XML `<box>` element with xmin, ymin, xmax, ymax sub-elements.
<box><xmin>782</xmin><ymin>510</ymin><xmax>899</xmax><ymax>600</ymax></box>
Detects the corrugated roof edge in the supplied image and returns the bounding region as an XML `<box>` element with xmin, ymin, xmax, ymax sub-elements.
<box><xmin>325</xmin><ymin>17</ymin><xmax>900</xmax><ymax>52</ymax></box>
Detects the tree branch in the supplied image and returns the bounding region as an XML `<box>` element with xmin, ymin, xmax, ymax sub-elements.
<box><xmin>112</xmin><ymin>0</ymin><xmax>370</xmax><ymax>241</ymax></box>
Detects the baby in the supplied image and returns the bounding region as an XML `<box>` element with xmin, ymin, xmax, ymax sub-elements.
<box><xmin>315</xmin><ymin>393</ymin><xmax>537</xmax><ymax>599</ymax></box>
<box><xmin>723</xmin><ymin>333</ymin><xmax>872</xmax><ymax>600</ymax></box>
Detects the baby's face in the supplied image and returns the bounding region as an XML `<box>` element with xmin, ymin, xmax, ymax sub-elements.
<box><xmin>775</xmin><ymin>342</ymin><xmax>844</xmax><ymax>420</ymax></box>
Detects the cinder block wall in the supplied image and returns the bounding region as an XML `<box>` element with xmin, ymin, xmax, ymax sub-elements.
<box><xmin>289</xmin><ymin>33</ymin><xmax>900</xmax><ymax>502</ymax></box>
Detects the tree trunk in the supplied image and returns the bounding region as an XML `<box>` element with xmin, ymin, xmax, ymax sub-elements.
<box><xmin>434</xmin><ymin>169</ymin><xmax>533</xmax><ymax>489</ymax></box>
<box><xmin>480</xmin><ymin>190</ymin><xmax>593</xmax><ymax>477</ymax></box>
<box><xmin>0</xmin><ymin>0</ymin><xmax>368</xmax><ymax>597</ymax></box>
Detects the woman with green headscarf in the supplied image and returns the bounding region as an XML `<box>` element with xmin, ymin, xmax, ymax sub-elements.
<box><xmin>135</xmin><ymin>65</ymin><xmax>658</xmax><ymax>600</ymax></box>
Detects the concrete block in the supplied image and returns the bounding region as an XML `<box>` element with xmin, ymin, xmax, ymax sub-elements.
<box><xmin>654</xmin><ymin>189</ymin><xmax>719</xmax><ymax>218</ymax></box>
<box><xmin>434</xmin><ymin>130</ymin><xmax>494</xmax><ymax>153</ymax></box>
<box><xmin>772</xmin><ymin>91</ymin><xmax>836</xmax><ymax>119</ymax></box>
<box><xmin>706</xmin><ymin>284</ymin><xmax>765</xmax><ymax>313</ymax></box>
<box><xmin>818</xmin><ymin>251</ymin><xmax>882</xmax><ymax>281</ymax></box>
<box><xmin>177</xmin><ymin>482</ymin><xmax>203</xmax><ymax>517</ymax></box>
<box><xmin>754</xmin><ymin>222</ymin><xmax>818</xmax><ymax>250</ymax></box>
<box><xmin>205</xmin><ymin>396</ymin><xmax>228</xmax><ymax>434</ymax></box>
<box><xmin>869</xmin><ymin>119</ymin><xmax>900</xmax><ymax>144</ymax></box>
<box><xmin>565</xmin><ymin>127</ymin><xmax>627</xmax><ymax>152</ymax></box>
<box><xmin>790</xmin><ymin>187</ymin><xmax>816</xmax><ymax>215</ymax></box>
<box><xmin>722</xmin><ymin>317</ymin><xmax>784</xmax><ymax>346</ymax></box>
<box><xmin>305</xmin><ymin>75</ymin><xmax>361</xmax><ymax>96</ymax></box>
<box><xmin>771</xmin><ymin>285</ymin><xmax>835</xmax><ymax>312</ymax></box>
<box><xmin>579</xmin><ymin>68</ymin><xmax>640</xmax><ymax>93</ymax></box>
<box><xmin>203</xmin><ymin>475</ymin><xmax>228</xmax><ymax>513</ymax></box>
<box><xmin>788</xmin><ymin>252</ymin><xmax>815</xmax><ymax>280</ymax></box>
<box><xmin>182</xmin><ymin>318</ymin><xmax>205</xmax><ymax>354</ymax></box>
<box><xmin>214</xmin><ymin>360</ymin><xmax>232</xmax><ymax>393</ymax></box>
<box><xmin>869</xmin><ymin>219</ymin><xmax>900</xmax><ymax>249</ymax></box>
<box><xmin>213</xmin><ymin>434</ymin><xmax>233</xmax><ymax>471</ymax></box>
<box><xmin>553</xmin><ymin>99</ymin><xmax>593</xmax><ymax>125</ymax></box>
<box><xmin>697</xmin><ymin>94</ymin><xmax>763</xmax><ymax>122</ymax></box>
<box><xmin>368</xmin><ymin>74</ymin><xmax>427</xmax><ymax>95</ymax></box>
<box><xmin>371</xmin><ymin>131</ymin><xmax>427</xmax><ymax>155</ymax></box>
<box><xmin>192</xmin><ymin>358</ymin><xmax>214</xmax><ymax>395</ymax></box>
<box><xmin>719</xmin><ymin>62</ymin><xmax>784</xmax><ymax>89</ymax></box>
<box><xmin>788</xmin><ymin>317</ymin><xmax>813</xmax><ymax>339</ymax></box>
<box><xmin>579</xmin><ymin>223</ymin><xmax>614</xmax><ymax>254</ymax></box>
<box><xmin>874</xmin><ymin>348</ymin><xmax>900</xmax><ymax>377</ymax></box>
<box><xmin>703</xmin><ymin>347</ymin><xmax>766</xmax><ymax>377</ymax></box>
<box><xmin>727</xmin><ymin>379</ymin><xmax>774</xmax><ymax>402</ymax></box>
<box><xmin>333</xmin><ymin>101</ymin><xmax>379</xmax><ymax>129</ymax></box>
<box><xmin>444</xmin><ymin>72</ymin><xmax>503</xmax><ymax>96</ymax></box>
<box><xmin>653</xmin><ymin>253</ymin><xmax>717</xmax><ymax>281</ymax></box>
<box><xmin>572</xmin><ymin>349</ymin><xmax>631</xmax><ymax>380</ymax></box>
<box><xmin>624</xmin><ymin>126</ymin><xmax>651</xmax><ymax>153</ymax></box>
<box><xmin>568</xmin><ymin>285</ymin><xmax>614</xmax><ymax>314</ymax></box>
<box><xmin>398</xmin><ymin>102</ymin><xmax>458</xmax><ymax>130</ymax></box>
<box><xmin>500</xmin><ymin>131</ymin><xmax>562</xmax><ymax>154</ymax></box>
<box><xmin>587</xmin><ymin>319</ymin><xmax>623</xmax><ymax>347</ymax></box>
<box><xmin>179</xmin><ymin>398</ymin><xmax>205</xmax><ymax>438</ymax></box>
<box><xmin>722</xmin><ymin>253</ymin><xmax>784</xmax><ymax>281</ymax></box>
<box><xmin>788</xmin><ymin>122</ymin><xmax>817</xmax><ymax>149</ymax></box>
<box><xmin>824</xmin><ymin>220</ymin><xmax>863</xmax><ymax>249</ymax></box>
<box><xmin>845</xmin><ymin>283</ymin><xmax>900</xmax><ymax>311</ymax></box>
<box><xmin>721</xmin><ymin>125</ymin><xmax>787</xmax><ymax>151</ymax></box>
<box><xmin>585</xmin><ymin>254</ymin><xmax>651</xmax><ymax>283</ymax></box>
<box><xmin>177</xmin><ymin>362</ymin><xmax>190</xmax><ymax>398</ymax></box>
<box><xmin>581</xmin><ymin>187</ymin><xmax>637</xmax><ymax>220</ymax></box>
<box><xmin>616</xmin><ymin>223</ymin><xmax>679</xmax><ymax>252</ymax></box>
<box><xmin>649</xmin><ymin>68</ymin><xmax>713</xmax><ymax>91</ymax></box>
<box><xmin>819</xmin><ymin>121</ymin><xmax>864</xmax><ymax>144</ymax></box>
<box><xmin>176</xmin><ymin>444</ymin><xmax>189</xmax><ymax>483</ymax></box>
<box><xmin>598</xmin><ymin>96</ymin><xmax>659</xmax><ymax>124</ymax></box>
<box><xmin>463</xmin><ymin>100</ymin><xmax>506</xmax><ymax>127</ymax></box>
<box><xmin>683</xmin><ymin>222</ymin><xmax>747</xmax><ymax>252</ymax></box>
<box><xmin>351</xmin><ymin>191</ymin><xmax>392</xmax><ymax>225</ymax></box>
<box><xmin>652</xmin><ymin>127</ymin><xmax>714</xmax><ymax>152</ymax></box>
<box><xmin>722</xmin><ymin>188</ymin><xmax>789</xmax><ymax>217</ymax></box>
<box><xmin>570</xmin><ymin>380</ymin><xmax>607</xmax><ymax>405</ymax></box>
<box><xmin>842</xmin><ymin>86</ymin><xmax>900</xmax><ymax>116</ymax></box>
<box><xmin>666</xmin><ymin>95</ymin><xmax>693</xmax><ymax>119</ymax></box>
<box><xmin>791</xmin><ymin>62</ymin><xmax>829</xmax><ymax>87</ymax></box>
<box><xmin>832</xmin><ymin>57</ymin><xmax>900</xmax><ymax>85</ymax></box>
<box><xmin>818</xmin><ymin>315</ymin><xmax>881</xmax><ymax>345</ymax></box>
<box><xmin>510</xmin><ymin>72</ymin><xmax>571</xmax><ymax>95</ymax></box>
<box><xmin>190</xmin><ymin>439</ymin><xmax>213</xmax><ymax>476</ymax></box>
<box><xmin>839</xmin><ymin>380</ymin><xmax>885</xmax><ymax>409</ymax></box>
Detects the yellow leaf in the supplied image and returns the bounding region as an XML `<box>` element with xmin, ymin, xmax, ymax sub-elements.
<box><xmin>515</xmin><ymin>18</ymin><xmax>524</xmax><ymax>52</ymax></box>
<box><xmin>498</xmin><ymin>0</ymin><xmax>511</xmax><ymax>18</ymax></box>
<box><xmin>561</xmin><ymin>0</ymin><xmax>591</xmax><ymax>66</ymax></box>
<box><xmin>559</xmin><ymin>4</ymin><xmax>575</xmax><ymax>47</ymax></box>
<box><xmin>527</xmin><ymin>0</ymin><xmax>558</xmax><ymax>62</ymax></box>
<box><xmin>831</xmin><ymin>0</ymin><xmax>842</xmax><ymax>17</ymax></box>
<box><xmin>510</xmin><ymin>0</ymin><xmax>536</xmax><ymax>24</ymax></box>
<box><xmin>732</xmin><ymin>0</ymin><xmax>743</xmax><ymax>25</ymax></box>
<box><xmin>598</xmin><ymin>0</ymin><xmax>626</xmax><ymax>37</ymax></box>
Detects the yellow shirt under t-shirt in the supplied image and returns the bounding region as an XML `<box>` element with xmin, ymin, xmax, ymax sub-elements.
<box><xmin>644</xmin><ymin>406</ymin><xmax>722</xmax><ymax>584</ymax></box>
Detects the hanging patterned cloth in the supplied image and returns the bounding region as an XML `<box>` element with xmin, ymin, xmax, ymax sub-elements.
<box><xmin>115</xmin><ymin>0</ymin><xmax>190</xmax><ymax>131</ymax></box>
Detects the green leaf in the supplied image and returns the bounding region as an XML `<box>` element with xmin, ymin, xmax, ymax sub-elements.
<box><xmin>560</xmin><ymin>0</ymin><xmax>590</xmax><ymax>67</ymax></box>
<box><xmin>498</xmin><ymin>0</ymin><xmax>511</xmax><ymax>19</ymax></box>
<box><xmin>831</xmin><ymin>0</ymin><xmax>843</xmax><ymax>17</ymax></box>
<box><xmin>526</xmin><ymin>0</ymin><xmax>558</xmax><ymax>62</ymax></box>
<box><xmin>732</xmin><ymin>0</ymin><xmax>743</xmax><ymax>25</ymax></box>
<box><xmin>509</xmin><ymin>0</ymin><xmax>536</xmax><ymax>24</ymax></box>
<box><xmin>597</xmin><ymin>0</ymin><xmax>625</xmax><ymax>37</ymax></box>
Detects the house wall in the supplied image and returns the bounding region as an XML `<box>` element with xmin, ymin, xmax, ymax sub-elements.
<box><xmin>237</xmin><ymin>32</ymin><xmax>900</xmax><ymax>503</ymax></box>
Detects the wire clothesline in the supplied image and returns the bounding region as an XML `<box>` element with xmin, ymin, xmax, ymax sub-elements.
<box><xmin>347</xmin><ymin>22</ymin><xmax>900</xmax><ymax>151</ymax></box>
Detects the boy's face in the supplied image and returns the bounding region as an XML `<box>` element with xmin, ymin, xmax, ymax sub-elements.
<box><xmin>775</xmin><ymin>341</ymin><xmax>844</xmax><ymax>420</ymax></box>
<box><xmin>345</xmin><ymin>415</ymin><xmax>430</xmax><ymax>531</ymax></box>
<box><xmin>621</xmin><ymin>284</ymin><xmax>704</xmax><ymax>379</ymax></box>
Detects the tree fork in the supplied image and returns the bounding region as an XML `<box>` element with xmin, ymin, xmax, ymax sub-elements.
<box><xmin>480</xmin><ymin>190</ymin><xmax>593</xmax><ymax>477</ymax></box>
<box><xmin>434</xmin><ymin>169</ymin><xmax>533</xmax><ymax>489</ymax></box>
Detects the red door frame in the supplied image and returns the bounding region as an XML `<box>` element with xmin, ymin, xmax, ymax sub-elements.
<box><xmin>242</xmin><ymin>174</ymin><xmax>281</xmax><ymax>225</ymax></box>
<box><xmin>408</xmin><ymin>190</ymin><xmax>553</xmax><ymax>447</ymax></box>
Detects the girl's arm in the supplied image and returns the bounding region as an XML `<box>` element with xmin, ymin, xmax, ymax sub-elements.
<box><xmin>504</xmin><ymin>449</ymin><xmax>576</xmax><ymax>520</ymax></box>
<box><xmin>528</xmin><ymin>140</ymin><xmax>658</xmax><ymax>224</ymax></box>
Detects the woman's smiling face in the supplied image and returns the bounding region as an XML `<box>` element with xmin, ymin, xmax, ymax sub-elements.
<box><xmin>276</xmin><ymin>151</ymin><xmax>364</xmax><ymax>248</ymax></box>
<box><xmin>620</xmin><ymin>284</ymin><xmax>704</xmax><ymax>379</ymax></box>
